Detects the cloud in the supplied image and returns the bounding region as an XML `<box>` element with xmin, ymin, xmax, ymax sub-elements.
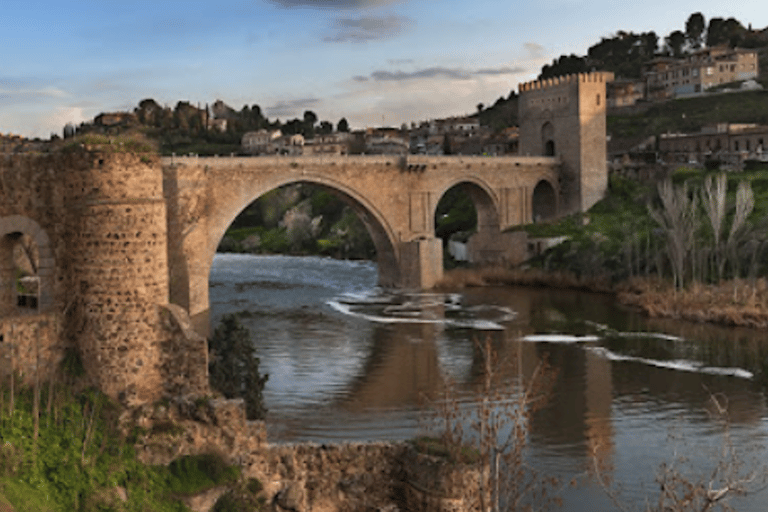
<box><xmin>0</xmin><ymin>86</ymin><xmax>67</xmax><ymax>105</ymax></box>
<box><xmin>324</xmin><ymin>14</ymin><xmax>414</xmax><ymax>43</ymax></box>
<box><xmin>355</xmin><ymin>65</ymin><xmax>525</xmax><ymax>83</ymax></box>
<box><xmin>266</xmin><ymin>0</ymin><xmax>399</xmax><ymax>9</ymax></box>
<box><xmin>387</xmin><ymin>58</ymin><xmax>413</xmax><ymax>65</ymax></box>
<box><xmin>475</xmin><ymin>66</ymin><xmax>526</xmax><ymax>76</ymax></box>
<box><xmin>265</xmin><ymin>97</ymin><xmax>321</xmax><ymax>118</ymax></box>
<box><xmin>524</xmin><ymin>42</ymin><xmax>546</xmax><ymax>60</ymax></box>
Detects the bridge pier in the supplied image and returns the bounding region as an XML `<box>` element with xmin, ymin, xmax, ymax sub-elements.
<box><xmin>467</xmin><ymin>230</ymin><xmax>528</xmax><ymax>266</ymax></box>
<box><xmin>398</xmin><ymin>237</ymin><xmax>443</xmax><ymax>289</ymax></box>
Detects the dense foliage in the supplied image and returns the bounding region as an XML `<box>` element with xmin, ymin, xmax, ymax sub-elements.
<box><xmin>539</xmin><ymin>12</ymin><xmax>768</xmax><ymax>81</ymax></box>
<box><xmin>208</xmin><ymin>314</ymin><xmax>268</xmax><ymax>421</ymax></box>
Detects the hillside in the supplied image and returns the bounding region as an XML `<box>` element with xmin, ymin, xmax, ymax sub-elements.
<box><xmin>608</xmin><ymin>89</ymin><xmax>768</xmax><ymax>139</ymax></box>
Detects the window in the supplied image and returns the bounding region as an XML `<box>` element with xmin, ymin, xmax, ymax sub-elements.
<box><xmin>596</xmin><ymin>94</ymin><xmax>600</xmax><ymax>106</ymax></box>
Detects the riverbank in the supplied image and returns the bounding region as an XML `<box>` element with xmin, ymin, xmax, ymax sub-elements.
<box><xmin>438</xmin><ymin>266</ymin><xmax>768</xmax><ymax>329</ymax></box>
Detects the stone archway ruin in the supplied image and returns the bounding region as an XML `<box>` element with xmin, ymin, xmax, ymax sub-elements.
<box><xmin>0</xmin><ymin>215</ymin><xmax>54</xmax><ymax>313</ymax></box>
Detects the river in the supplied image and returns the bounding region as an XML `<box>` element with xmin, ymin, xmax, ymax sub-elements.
<box><xmin>210</xmin><ymin>253</ymin><xmax>768</xmax><ymax>511</ymax></box>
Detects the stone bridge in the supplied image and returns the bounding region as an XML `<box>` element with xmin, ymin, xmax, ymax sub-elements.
<box><xmin>165</xmin><ymin>154</ymin><xmax>560</xmax><ymax>333</ymax></box>
<box><xmin>0</xmin><ymin>71</ymin><xmax>612</xmax><ymax>403</ymax></box>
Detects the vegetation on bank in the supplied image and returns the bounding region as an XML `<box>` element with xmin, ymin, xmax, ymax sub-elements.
<box><xmin>208</xmin><ymin>314</ymin><xmax>268</xmax><ymax>421</ymax></box>
<box><xmin>0</xmin><ymin>377</ymin><xmax>250</xmax><ymax>511</ymax></box>
<box><xmin>0</xmin><ymin>314</ymin><xmax>272</xmax><ymax>512</ymax></box>
<box><xmin>457</xmin><ymin>168</ymin><xmax>768</xmax><ymax>328</ymax></box>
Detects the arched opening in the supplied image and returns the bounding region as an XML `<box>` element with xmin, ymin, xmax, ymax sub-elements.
<box><xmin>214</xmin><ymin>181</ymin><xmax>398</xmax><ymax>277</ymax></box>
<box><xmin>0</xmin><ymin>219</ymin><xmax>49</xmax><ymax>314</ymax></box>
<box><xmin>206</xmin><ymin>181</ymin><xmax>402</xmax><ymax>420</ymax></box>
<box><xmin>1</xmin><ymin>232</ymin><xmax>38</xmax><ymax>311</ymax></box>
<box><xmin>542</xmin><ymin>122</ymin><xmax>555</xmax><ymax>156</ymax></box>
<box><xmin>434</xmin><ymin>181</ymin><xmax>499</xmax><ymax>266</ymax></box>
<box><xmin>532</xmin><ymin>180</ymin><xmax>557</xmax><ymax>222</ymax></box>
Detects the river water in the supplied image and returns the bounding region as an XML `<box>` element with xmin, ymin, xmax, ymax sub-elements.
<box><xmin>210</xmin><ymin>253</ymin><xmax>768</xmax><ymax>511</ymax></box>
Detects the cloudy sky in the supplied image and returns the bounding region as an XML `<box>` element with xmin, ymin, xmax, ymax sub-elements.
<box><xmin>3</xmin><ymin>0</ymin><xmax>768</xmax><ymax>138</ymax></box>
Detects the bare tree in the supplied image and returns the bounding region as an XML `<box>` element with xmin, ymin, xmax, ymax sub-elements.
<box><xmin>649</xmin><ymin>180</ymin><xmax>699</xmax><ymax>289</ymax></box>
<box><xmin>701</xmin><ymin>174</ymin><xmax>727</xmax><ymax>281</ymax></box>
<box><xmin>593</xmin><ymin>393</ymin><xmax>768</xmax><ymax>512</ymax></box>
<box><xmin>424</xmin><ymin>336</ymin><xmax>560</xmax><ymax>512</ymax></box>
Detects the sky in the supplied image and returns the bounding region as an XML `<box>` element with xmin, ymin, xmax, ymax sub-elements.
<box><xmin>2</xmin><ymin>1</ymin><xmax>768</xmax><ymax>139</ymax></box>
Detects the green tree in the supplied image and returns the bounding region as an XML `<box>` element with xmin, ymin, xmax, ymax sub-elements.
<box><xmin>208</xmin><ymin>314</ymin><xmax>268</xmax><ymax>420</ymax></box>
<box><xmin>685</xmin><ymin>12</ymin><xmax>706</xmax><ymax>50</ymax></box>
<box><xmin>665</xmin><ymin>30</ymin><xmax>686</xmax><ymax>57</ymax></box>
<box><xmin>337</xmin><ymin>117</ymin><xmax>350</xmax><ymax>132</ymax></box>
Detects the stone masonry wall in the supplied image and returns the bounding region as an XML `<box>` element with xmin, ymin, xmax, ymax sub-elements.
<box><xmin>0</xmin><ymin>312</ymin><xmax>66</xmax><ymax>383</ymax></box>
<box><xmin>62</xmin><ymin>151</ymin><xmax>170</xmax><ymax>403</ymax></box>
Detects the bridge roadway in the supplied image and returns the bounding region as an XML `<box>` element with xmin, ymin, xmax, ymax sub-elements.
<box><xmin>162</xmin><ymin>154</ymin><xmax>560</xmax><ymax>335</ymax></box>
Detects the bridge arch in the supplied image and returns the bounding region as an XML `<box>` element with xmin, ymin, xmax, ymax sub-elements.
<box><xmin>0</xmin><ymin>215</ymin><xmax>54</xmax><ymax>312</ymax></box>
<box><xmin>433</xmin><ymin>177</ymin><xmax>500</xmax><ymax>235</ymax></box>
<box><xmin>208</xmin><ymin>173</ymin><xmax>402</xmax><ymax>288</ymax></box>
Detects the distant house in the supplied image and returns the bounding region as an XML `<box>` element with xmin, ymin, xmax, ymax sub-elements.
<box><xmin>643</xmin><ymin>46</ymin><xmax>759</xmax><ymax>99</ymax></box>
<box><xmin>241</xmin><ymin>129</ymin><xmax>282</xmax><ymax>154</ymax></box>
<box><xmin>483</xmin><ymin>127</ymin><xmax>519</xmax><ymax>156</ymax></box>
<box><xmin>304</xmin><ymin>132</ymin><xmax>353</xmax><ymax>155</ymax></box>
<box><xmin>659</xmin><ymin>123</ymin><xmax>768</xmax><ymax>168</ymax></box>
<box><xmin>274</xmin><ymin>133</ymin><xmax>304</xmax><ymax>156</ymax></box>
<box><xmin>363</xmin><ymin>128</ymin><xmax>409</xmax><ymax>155</ymax></box>
<box><xmin>607</xmin><ymin>79</ymin><xmax>646</xmax><ymax>107</ymax></box>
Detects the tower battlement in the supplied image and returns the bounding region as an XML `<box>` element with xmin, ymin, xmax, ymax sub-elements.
<box><xmin>518</xmin><ymin>71</ymin><xmax>615</xmax><ymax>93</ymax></box>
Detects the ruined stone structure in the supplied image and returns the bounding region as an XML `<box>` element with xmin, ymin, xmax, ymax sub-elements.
<box><xmin>0</xmin><ymin>72</ymin><xmax>609</xmax><ymax>404</ymax></box>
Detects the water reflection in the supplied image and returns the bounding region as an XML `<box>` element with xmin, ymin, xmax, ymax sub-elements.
<box><xmin>210</xmin><ymin>254</ymin><xmax>768</xmax><ymax>511</ymax></box>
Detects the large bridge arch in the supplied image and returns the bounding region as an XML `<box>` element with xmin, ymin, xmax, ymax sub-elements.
<box><xmin>206</xmin><ymin>173</ymin><xmax>402</xmax><ymax>289</ymax></box>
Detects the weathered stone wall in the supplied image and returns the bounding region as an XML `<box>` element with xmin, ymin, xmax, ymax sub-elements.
<box><xmin>62</xmin><ymin>152</ymin><xmax>170</xmax><ymax>404</ymax></box>
<box><xmin>0</xmin><ymin>312</ymin><xmax>65</xmax><ymax>383</ymax></box>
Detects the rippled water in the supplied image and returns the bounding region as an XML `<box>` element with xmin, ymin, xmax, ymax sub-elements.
<box><xmin>210</xmin><ymin>253</ymin><xmax>768</xmax><ymax>511</ymax></box>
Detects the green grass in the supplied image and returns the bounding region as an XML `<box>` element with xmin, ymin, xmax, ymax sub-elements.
<box><xmin>0</xmin><ymin>380</ymin><xmax>247</xmax><ymax>512</ymax></box>
<box><xmin>608</xmin><ymin>90</ymin><xmax>768</xmax><ymax>139</ymax></box>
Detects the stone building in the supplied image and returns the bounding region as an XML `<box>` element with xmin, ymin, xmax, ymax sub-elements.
<box><xmin>659</xmin><ymin>123</ymin><xmax>768</xmax><ymax>168</ymax></box>
<box><xmin>643</xmin><ymin>46</ymin><xmax>759</xmax><ymax>99</ymax></box>
<box><xmin>303</xmin><ymin>132</ymin><xmax>353</xmax><ymax>155</ymax></box>
<box><xmin>241</xmin><ymin>129</ymin><xmax>282</xmax><ymax>154</ymax></box>
<box><xmin>518</xmin><ymin>71</ymin><xmax>614</xmax><ymax>215</ymax></box>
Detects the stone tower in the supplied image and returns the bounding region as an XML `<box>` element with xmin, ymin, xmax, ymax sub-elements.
<box><xmin>518</xmin><ymin>71</ymin><xmax>614</xmax><ymax>215</ymax></box>
<box><xmin>64</xmin><ymin>152</ymin><xmax>170</xmax><ymax>403</ymax></box>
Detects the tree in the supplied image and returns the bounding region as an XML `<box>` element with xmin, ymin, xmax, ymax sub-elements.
<box><xmin>664</xmin><ymin>30</ymin><xmax>686</xmax><ymax>57</ymax></box>
<box><xmin>477</xmin><ymin>103</ymin><xmax>484</xmax><ymax>113</ymax></box>
<box><xmin>317</xmin><ymin>120</ymin><xmax>333</xmax><ymax>135</ymax></box>
<box><xmin>423</xmin><ymin>336</ymin><xmax>559</xmax><ymax>512</ymax></box>
<box><xmin>337</xmin><ymin>117</ymin><xmax>349</xmax><ymax>132</ymax></box>
<box><xmin>208</xmin><ymin>314</ymin><xmax>269</xmax><ymax>420</ymax></box>
<box><xmin>685</xmin><ymin>12</ymin><xmax>706</xmax><ymax>50</ymax></box>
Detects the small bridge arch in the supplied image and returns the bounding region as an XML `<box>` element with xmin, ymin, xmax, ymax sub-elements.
<box><xmin>433</xmin><ymin>177</ymin><xmax>501</xmax><ymax>236</ymax></box>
